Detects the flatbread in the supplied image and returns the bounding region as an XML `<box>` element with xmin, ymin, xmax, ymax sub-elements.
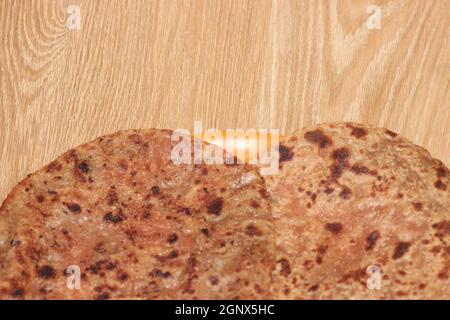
<box><xmin>1</xmin><ymin>123</ymin><xmax>448</xmax><ymax>300</ymax></box>
<box><xmin>266</xmin><ymin>122</ymin><xmax>449</xmax><ymax>299</ymax></box>
<box><xmin>0</xmin><ymin>129</ymin><xmax>275</xmax><ymax>299</ymax></box>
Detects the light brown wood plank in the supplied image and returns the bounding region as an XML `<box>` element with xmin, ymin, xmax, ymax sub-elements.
<box><xmin>1</xmin><ymin>0</ymin><xmax>449</xmax><ymax>202</ymax></box>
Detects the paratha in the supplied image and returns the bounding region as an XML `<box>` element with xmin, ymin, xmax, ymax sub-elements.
<box><xmin>0</xmin><ymin>129</ymin><xmax>275</xmax><ymax>299</ymax></box>
<box><xmin>0</xmin><ymin>123</ymin><xmax>448</xmax><ymax>300</ymax></box>
<box><xmin>266</xmin><ymin>122</ymin><xmax>449</xmax><ymax>299</ymax></box>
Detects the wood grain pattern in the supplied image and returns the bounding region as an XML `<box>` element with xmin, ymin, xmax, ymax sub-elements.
<box><xmin>1</xmin><ymin>0</ymin><xmax>449</xmax><ymax>202</ymax></box>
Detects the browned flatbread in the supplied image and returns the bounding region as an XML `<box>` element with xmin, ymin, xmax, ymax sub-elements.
<box><xmin>267</xmin><ymin>123</ymin><xmax>449</xmax><ymax>299</ymax></box>
<box><xmin>0</xmin><ymin>129</ymin><xmax>275</xmax><ymax>299</ymax></box>
<box><xmin>0</xmin><ymin>124</ymin><xmax>448</xmax><ymax>300</ymax></box>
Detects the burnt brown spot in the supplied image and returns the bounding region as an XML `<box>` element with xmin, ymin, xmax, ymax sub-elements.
<box><xmin>10</xmin><ymin>239</ymin><xmax>21</xmax><ymax>246</ymax></box>
<box><xmin>279</xmin><ymin>144</ymin><xmax>294</xmax><ymax>162</ymax></box>
<box><xmin>128</xmin><ymin>134</ymin><xmax>143</xmax><ymax>144</ymax></box>
<box><xmin>324</xmin><ymin>186</ymin><xmax>334</xmax><ymax>194</ymax></box>
<box><xmin>398</xmin><ymin>270</ymin><xmax>406</xmax><ymax>276</ymax></box>
<box><xmin>142</xmin><ymin>210</ymin><xmax>151</xmax><ymax>219</ymax></box>
<box><xmin>351</xmin><ymin>164</ymin><xmax>369</xmax><ymax>175</ymax></box>
<box><xmin>432</xmin><ymin>221</ymin><xmax>450</xmax><ymax>238</ymax></box>
<box><xmin>151</xmin><ymin>186</ymin><xmax>161</xmax><ymax>195</ymax></box>
<box><xmin>258</xmin><ymin>188</ymin><xmax>270</xmax><ymax>199</ymax></box>
<box><xmin>385</xmin><ymin>129</ymin><xmax>397</xmax><ymax>137</ymax></box>
<box><xmin>168</xmin><ymin>250</ymin><xmax>179</xmax><ymax>259</ymax></box>
<box><xmin>78</xmin><ymin>160</ymin><xmax>90</xmax><ymax>173</ymax></box>
<box><xmin>106</xmin><ymin>189</ymin><xmax>118</xmax><ymax>205</ymax></box>
<box><xmin>104</xmin><ymin>212</ymin><xmax>124</xmax><ymax>224</ymax></box>
<box><xmin>332</xmin><ymin>147</ymin><xmax>351</xmax><ymax>163</ymax></box>
<box><xmin>366</xmin><ymin>231</ymin><xmax>380</xmax><ymax>250</ymax></box>
<box><xmin>339</xmin><ymin>186</ymin><xmax>352</xmax><ymax>199</ymax></box>
<box><xmin>317</xmin><ymin>245</ymin><xmax>328</xmax><ymax>255</ymax></box>
<box><xmin>209</xmin><ymin>276</ymin><xmax>219</xmax><ymax>286</ymax></box>
<box><xmin>350</xmin><ymin>127</ymin><xmax>368</xmax><ymax>138</ymax></box>
<box><xmin>149</xmin><ymin>268</ymin><xmax>171</xmax><ymax>278</ymax></box>
<box><xmin>186</xmin><ymin>256</ymin><xmax>197</xmax><ymax>273</ymax></box>
<box><xmin>26</xmin><ymin>246</ymin><xmax>41</xmax><ymax>262</ymax></box>
<box><xmin>437</xmin><ymin>269</ymin><xmax>448</xmax><ymax>280</ymax></box>
<box><xmin>125</xmin><ymin>228</ymin><xmax>137</xmax><ymax>241</ymax></box>
<box><xmin>118</xmin><ymin>160</ymin><xmax>128</xmax><ymax>171</ymax></box>
<box><xmin>87</xmin><ymin>260</ymin><xmax>107</xmax><ymax>274</ymax></box>
<box><xmin>277</xmin><ymin>258</ymin><xmax>291</xmax><ymax>277</ymax></box>
<box><xmin>412</xmin><ymin>202</ymin><xmax>423</xmax><ymax>211</ymax></box>
<box><xmin>324</xmin><ymin>222</ymin><xmax>343</xmax><ymax>235</ymax></box>
<box><xmin>339</xmin><ymin>268</ymin><xmax>367</xmax><ymax>285</ymax></box>
<box><xmin>329</xmin><ymin>148</ymin><xmax>351</xmax><ymax>180</ymax></box>
<box><xmin>167</xmin><ymin>233</ymin><xmax>178</xmax><ymax>244</ymax></box>
<box><xmin>178</xmin><ymin>207</ymin><xmax>191</xmax><ymax>215</ymax></box>
<box><xmin>304</xmin><ymin>130</ymin><xmax>333</xmax><ymax>148</ymax></box>
<box><xmin>117</xmin><ymin>270</ymin><xmax>129</xmax><ymax>282</ymax></box>
<box><xmin>434</xmin><ymin>180</ymin><xmax>447</xmax><ymax>191</ymax></box>
<box><xmin>67</xmin><ymin>203</ymin><xmax>81</xmax><ymax>213</ymax></box>
<box><xmin>393</xmin><ymin>242</ymin><xmax>411</xmax><ymax>260</ymax></box>
<box><xmin>316</xmin><ymin>245</ymin><xmax>328</xmax><ymax>264</ymax></box>
<box><xmin>200</xmin><ymin>228</ymin><xmax>209</xmax><ymax>236</ymax></box>
<box><xmin>303</xmin><ymin>260</ymin><xmax>313</xmax><ymax>270</ymax></box>
<box><xmin>105</xmin><ymin>261</ymin><xmax>117</xmax><ymax>270</ymax></box>
<box><xmin>36</xmin><ymin>195</ymin><xmax>45</xmax><ymax>203</ymax></box>
<box><xmin>308</xmin><ymin>284</ymin><xmax>319</xmax><ymax>292</ymax></box>
<box><xmin>46</xmin><ymin>161</ymin><xmax>62</xmax><ymax>173</ymax></box>
<box><xmin>93</xmin><ymin>242</ymin><xmax>106</xmax><ymax>254</ymax></box>
<box><xmin>330</xmin><ymin>164</ymin><xmax>345</xmax><ymax>179</ymax></box>
<box><xmin>436</xmin><ymin>165</ymin><xmax>447</xmax><ymax>178</ymax></box>
<box><xmin>37</xmin><ymin>265</ymin><xmax>56</xmax><ymax>279</ymax></box>
<box><xmin>207</xmin><ymin>197</ymin><xmax>224</xmax><ymax>215</ymax></box>
<box><xmin>250</xmin><ymin>200</ymin><xmax>260</xmax><ymax>208</ymax></box>
<box><xmin>245</xmin><ymin>224</ymin><xmax>263</xmax><ymax>237</ymax></box>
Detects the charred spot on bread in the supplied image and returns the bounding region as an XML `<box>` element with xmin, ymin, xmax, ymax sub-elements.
<box><xmin>434</xmin><ymin>180</ymin><xmax>447</xmax><ymax>191</ymax></box>
<box><xmin>324</xmin><ymin>222</ymin><xmax>343</xmax><ymax>235</ymax></box>
<box><xmin>385</xmin><ymin>129</ymin><xmax>398</xmax><ymax>137</ymax></box>
<box><xmin>104</xmin><ymin>212</ymin><xmax>124</xmax><ymax>224</ymax></box>
<box><xmin>167</xmin><ymin>233</ymin><xmax>178</xmax><ymax>244</ymax></box>
<box><xmin>37</xmin><ymin>265</ymin><xmax>56</xmax><ymax>279</ymax></box>
<box><xmin>277</xmin><ymin>258</ymin><xmax>291</xmax><ymax>277</ymax></box>
<box><xmin>278</xmin><ymin>144</ymin><xmax>294</xmax><ymax>162</ymax></box>
<box><xmin>151</xmin><ymin>186</ymin><xmax>161</xmax><ymax>195</ymax></box>
<box><xmin>304</xmin><ymin>130</ymin><xmax>333</xmax><ymax>148</ymax></box>
<box><xmin>207</xmin><ymin>197</ymin><xmax>224</xmax><ymax>215</ymax></box>
<box><xmin>245</xmin><ymin>224</ymin><xmax>263</xmax><ymax>237</ymax></box>
<box><xmin>351</xmin><ymin>164</ymin><xmax>369</xmax><ymax>175</ymax></box>
<box><xmin>366</xmin><ymin>231</ymin><xmax>380</xmax><ymax>251</ymax></box>
<box><xmin>67</xmin><ymin>203</ymin><xmax>81</xmax><ymax>213</ymax></box>
<box><xmin>350</xmin><ymin>126</ymin><xmax>368</xmax><ymax>138</ymax></box>
<box><xmin>78</xmin><ymin>160</ymin><xmax>90</xmax><ymax>173</ymax></box>
<box><xmin>332</xmin><ymin>147</ymin><xmax>351</xmax><ymax>162</ymax></box>
<box><xmin>393</xmin><ymin>242</ymin><xmax>411</xmax><ymax>260</ymax></box>
<box><xmin>339</xmin><ymin>186</ymin><xmax>352</xmax><ymax>199</ymax></box>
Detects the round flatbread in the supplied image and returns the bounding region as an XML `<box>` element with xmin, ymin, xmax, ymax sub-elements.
<box><xmin>1</xmin><ymin>123</ymin><xmax>448</xmax><ymax>300</ymax></box>
<box><xmin>266</xmin><ymin>122</ymin><xmax>449</xmax><ymax>299</ymax></box>
<box><xmin>0</xmin><ymin>129</ymin><xmax>275</xmax><ymax>299</ymax></box>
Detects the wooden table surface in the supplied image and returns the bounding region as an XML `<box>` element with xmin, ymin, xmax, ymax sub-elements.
<box><xmin>1</xmin><ymin>0</ymin><xmax>449</xmax><ymax>202</ymax></box>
